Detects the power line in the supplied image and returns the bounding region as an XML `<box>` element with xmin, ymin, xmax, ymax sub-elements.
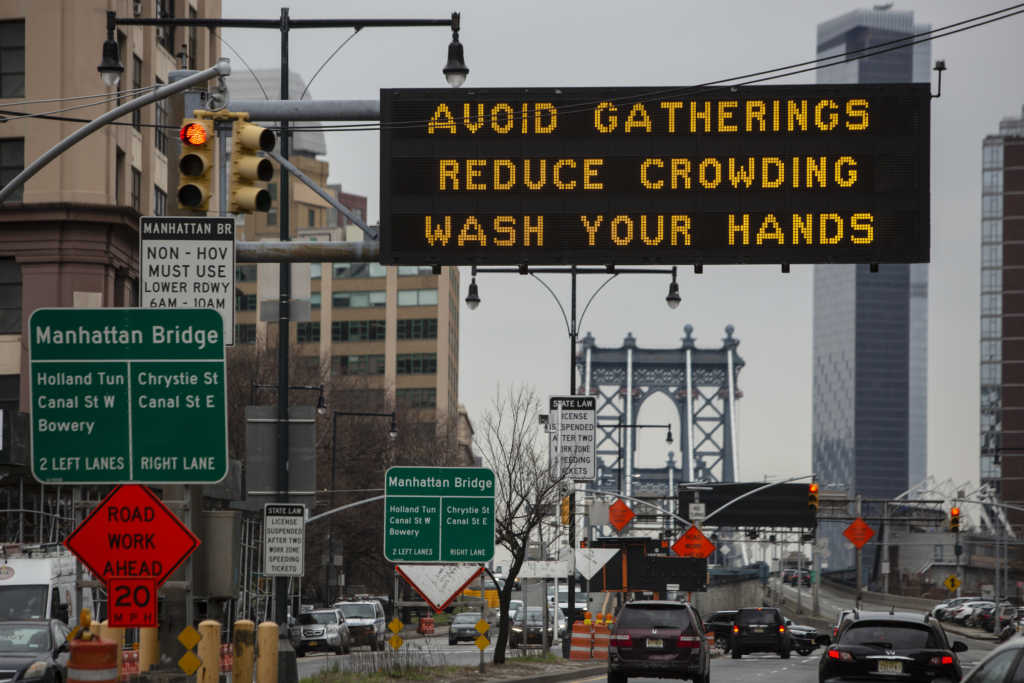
<box><xmin>0</xmin><ymin>85</ymin><xmax>154</xmax><ymax>108</ymax></box>
<box><xmin>215</xmin><ymin>29</ymin><xmax>270</xmax><ymax>101</ymax></box>
<box><xmin>0</xmin><ymin>89</ymin><xmax>152</xmax><ymax>123</ymax></box>
<box><xmin>286</xmin><ymin>2</ymin><xmax>1024</xmax><ymax>135</ymax></box>
<box><xmin>300</xmin><ymin>28</ymin><xmax>362</xmax><ymax>102</ymax></box>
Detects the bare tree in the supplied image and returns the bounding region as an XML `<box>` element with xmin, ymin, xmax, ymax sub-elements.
<box><xmin>477</xmin><ymin>384</ymin><xmax>565</xmax><ymax>664</ymax></box>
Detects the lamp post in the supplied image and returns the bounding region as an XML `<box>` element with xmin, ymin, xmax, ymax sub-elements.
<box><xmin>615</xmin><ymin>418</ymin><xmax>673</xmax><ymax>495</ymax></box>
<box><xmin>466</xmin><ymin>263</ymin><xmax>679</xmax><ymax>657</ymax></box>
<box><xmin>328</xmin><ymin>410</ymin><xmax>397</xmax><ymax>601</ymax></box>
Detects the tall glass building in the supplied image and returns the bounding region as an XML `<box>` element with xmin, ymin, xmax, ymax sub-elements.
<box><xmin>980</xmin><ymin>106</ymin><xmax>1024</xmax><ymax>524</ymax></box>
<box><xmin>812</xmin><ymin>6</ymin><xmax>930</xmax><ymax>574</ymax></box>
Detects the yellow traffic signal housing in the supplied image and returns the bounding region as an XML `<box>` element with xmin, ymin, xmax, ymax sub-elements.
<box><xmin>560</xmin><ymin>496</ymin><xmax>570</xmax><ymax>525</ymax></box>
<box><xmin>177</xmin><ymin>119</ymin><xmax>214</xmax><ymax>210</ymax></box>
<box><xmin>808</xmin><ymin>482</ymin><xmax>819</xmax><ymax>512</ymax></box>
<box><xmin>230</xmin><ymin>120</ymin><xmax>276</xmax><ymax>214</ymax></box>
<box><xmin>950</xmin><ymin>506</ymin><xmax>960</xmax><ymax>532</ymax></box>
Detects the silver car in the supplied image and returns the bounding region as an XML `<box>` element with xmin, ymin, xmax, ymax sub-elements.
<box><xmin>333</xmin><ymin>601</ymin><xmax>387</xmax><ymax>651</ymax></box>
<box><xmin>290</xmin><ymin>609</ymin><xmax>351</xmax><ymax>657</ymax></box>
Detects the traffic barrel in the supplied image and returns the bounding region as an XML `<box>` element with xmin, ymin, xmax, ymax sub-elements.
<box><xmin>220</xmin><ymin>642</ymin><xmax>233</xmax><ymax>672</ymax></box>
<box><xmin>592</xmin><ymin>622</ymin><xmax>610</xmax><ymax>661</ymax></box>
<box><xmin>68</xmin><ymin>638</ymin><xmax>118</xmax><ymax>683</ymax></box>
<box><xmin>569</xmin><ymin>622</ymin><xmax>593</xmax><ymax>660</ymax></box>
<box><xmin>120</xmin><ymin>650</ymin><xmax>139</xmax><ymax>681</ymax></box>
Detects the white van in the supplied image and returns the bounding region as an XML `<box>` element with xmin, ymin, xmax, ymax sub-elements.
<box><xmin>0</xmin><ymin>554</ymin><xmax>91</xmax><ymax>624</ymax></box>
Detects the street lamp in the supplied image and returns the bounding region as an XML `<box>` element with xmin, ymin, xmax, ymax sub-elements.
<box><xmin>465</xmin><ymin>276</ymin><xmax>480</xmax><ymax>310</ymax></box>
<box><xmin>442</xmin><ymin>12</ymin><xmax>469</xmax><ymax>87</ymax></box>
<box><xmin>97</xmin><ymin>11</ymin><xmax>123</xmax><ymax>87</ymax></box>
<box><xmin>328</xmin><ymin>409</ymin><xmax>398</xmax><ymax>599</ymax></box>
<box><xmin>666</xmin><ymin>268</ymin><xmax>681</xmax><ymax>309</ymax></box>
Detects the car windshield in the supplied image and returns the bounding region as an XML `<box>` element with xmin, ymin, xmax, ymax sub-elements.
<box><xmin>525</xmin><ymin>608</ymin><xmax>548</xmax><ymax>625</ymax></box>
<box><xmin>454</xmin><ymin>614</ymin><xmax>479</xmax><ymax>624</ymax></box>
<box><xmin>710</xmin><ymin>612</ymin><xmax>735</xmax><ymax>622</ymax></box>
<box><xmin>737</xmin><ymin>610</ymin><xmax>781</xmax><ymax>626</ymax></box>
<box><xmin>616</xmin><ymin>605</ymin><xmax>691</xmax><ymax>630</ymax></box>
<box><xmin>841</xmin><ymin>622</ymin><xmax>938</xmax><ymax>650</ymax></box>
<box><xmin>0</xmin><ymin>585</ymin><xmax>48</xmax><ymax>620</ymax></box>
<box><xmin>338</xmin><ymin>604</ymin><xmax>375</xmax><ymax>619</ymax></box>
<box><xmin>297</xmin><ymin>612</ymin><xmax>336</xmax><ymax>625</ymax></box>
<box><xmin>0</xmin><ymin>623</ymin><xmax>50</xmax><ymax>652</ymax></box>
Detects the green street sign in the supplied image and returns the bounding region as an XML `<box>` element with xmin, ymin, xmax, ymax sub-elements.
<box><xmin>384</xmin><ymin>466</ymin><xmax>495</xmax><ymax>563</ymax></box>
<box><xmin>29</xmin><ymin>308</ymin><xmax>227</xmax><ymax>484</ymax></box>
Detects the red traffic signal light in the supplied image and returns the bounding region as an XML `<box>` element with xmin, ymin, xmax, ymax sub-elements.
<box><xmin>179</xmin><ymin>121</ymin><xmax>208</xmax><ymax>146</ymax></box>
<box><xmin>950</xmin><ymin>507</ymin><xmax>960</xmax><ymax>517</ymax></box>
<box><xmin>809</xmin><ymin>483</ymin><xmax>819</xmax><ymax>494</ymax></box>
<box><xmin>950</xmin><ymin>506</ymin><xmax>961</xmax><ymax>532</ymax></box>
<box><xmin>808</xmin><ymin>482</ymin><xmax>820</xmax><ymax>511</ymax></box>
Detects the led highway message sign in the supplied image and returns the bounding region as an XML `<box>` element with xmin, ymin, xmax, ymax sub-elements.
<box><xmin>380</xmin><ymin>84</ymin><xmax>930</xmax><ymax>265</ymax></box>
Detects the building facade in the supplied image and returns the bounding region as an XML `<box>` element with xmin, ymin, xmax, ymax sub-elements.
<box><xmin>0</xmin><ymin>0</ymin><xmax>221</xmax><ymax>471</ymax></box>
<box><xmin>812</xmin><ymin>6</ymin><xmax>930</xmax><ymax>573</ymax></box>
<box><xmin>981</xmin><ymin>106</ymin><xmax>1024</xmax><ymax>522</ymax></box>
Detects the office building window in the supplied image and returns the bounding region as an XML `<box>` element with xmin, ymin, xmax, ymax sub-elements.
<box><xmin>332</xmin><ymin>290</ymin><xmax>385</xmax><ymax>308</ymax></box>
<box><xmin>267</xmin><ymin>207</ymin><xmax>277</xmax><ymax>226</ymax></box>
<box><xmin>396</xmin><ymin>318</ymin><xmax>437</xmax><ymax>340</ymax></box>
<box><xmin>131</xmin><ymin>55</ymin><xmax>142</xmax><ymax>131</ymax></box>
<box><xmin>331</xmin><ymin>319</ymin><xmax>385</xmax><ymax>342</ymax></box>
<box><xmin>396</xmin><ymin>353</ymin><xmax>437</xmax><ymax>375</ymax></box>
<box><xmin>983</xmin><ymin>143</ymin><xmax>1004</xmax><ymax>169</ymax></box>
<box><xmin>333</xmin><ymin>262</ymin><xmax>386</xmax><ymax>278</ymax></box>
<box><xmin>154</xmin><ymin>78</ymin><xmax>168</xmax><ymax>154</ymax></box>
<box><xmin>235</xmin><ymin>324</ymin><xmax>257</xmax><ymax>344</ymax></box>
<box><xmin>0</xmin><ymin>138</ymin><xmax>22</xmax><ymax>202</ymax></box>
<box><xmin>0</xmin><ymin>258</ymin><xmax>20</xmax><ymax>334</ymax></box>
<box><xmin>983</xmin><ymin>170</ymin><xmax>1003</xmax><ymax>194</ymax></box>
<box><xmin>188</xmin><ymin>7</ymin><xmax>198</xmax><ymax>69</ymax></box>
<box><xmin>310</xmin><ymin>264</ymin><xmax>322</xmax><ymax>279</ymax></box>
<box><xmin>236</xmin><ymin>265</ymin><xmax>257</xmax><ymax>282</ymax></box>
<box><xmin>983</xmin><ymin>195</ymin><xmax>1002</xmax><ymax>218</ymax></box>
<box><xmin>397</xmin><ymin>388</ymin><xmax>436</xmax><ymax>408</ymax></box>
<box><xmin>156</xmin><ymin>0</ymin><xmax>175</xmax><ymax>54</ymax></box>
<box><xmin>296</xmin><ymin>322</ymin><xmax>320</xmax><ymax>343</ymax></box>
<box><xmin>130</xmin><ymin>167</ymin><xmax>141</xmax><ymax>212</ymax></box>
<box><xmin>235</xmin><ymin>291</ymin><xmax>257</xmax><ymax>311</ymax></box>
<box><xmin>933</xmin><ymin>545</ymin><xmax>943</xmax><ymax>561</ymax></box>
<box><xmin>114</xmin><ymin>148</ymin><xmax>124</xmax><ymax>206</ymax></box>
<box><xmin>310</xmin><ymin>292</ymin><xmax>321</xmax><ymax>309</ymax></box>
<box><xmin>398</xmin><ymin>266</ymin><xmax>435</xmax><ymax>276</ymax></box>
<box><xmin>332</xmin><ymin>354</ymin><xmax>385</xmax><ymax>375</ymax></box>
<box><xmin>0</xmin><ymin>21</ymin><xmax>24</xmax><ymax>98</ymax></box>
<box><xmin>308</xmin><ymin>208</ymin><xmax>316</xmax><ymax>226</ymax></box>
<box><xmin>397</xmin><ymin>289</ymin><xmax>438</xmax><ymax>306</ymax></box>
<box><xmin>153</xmin><ymin>186</ymin><xmax>166</xmax><ymax>216</ymax></box>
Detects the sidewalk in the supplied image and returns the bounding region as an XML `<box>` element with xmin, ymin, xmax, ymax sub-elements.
<box><xmin>941</xmin><ymin>621</ymin><xmax>1000</xmax><ymax>642</ymax></box>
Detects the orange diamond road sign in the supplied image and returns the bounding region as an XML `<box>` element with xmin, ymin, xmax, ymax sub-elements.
<box><xmin>843</xmin><ymin>517</ymin><xmax>875</xmax><ymax>549</ymax></box>
<box><xmin>672</xmin><ymin>526</ymin><xmax>715</xmax><ymax>559</ymax></box>
<box><xmin>608</xmin><ymin>499</ymin><xmax>635</xmax><ymax>531</ymax></box>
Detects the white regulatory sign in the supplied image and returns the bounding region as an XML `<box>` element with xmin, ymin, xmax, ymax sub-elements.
<box><xmin>140</xmin><ymin>216</ymin><xmax>235</xmax><ymax>344</ymax></box>
<box><xmin>263</xmin><ymin>503</ymin><xmax>306</xmax><ymax>577</ymax></box>
<box><xmin>688</xmin><ymin>502</ymin><xmax>706</xmax><ymax>521</ymax></box>
<box><xmin>548</xmin><ymin>395</ymin><xmax>596</xmax><ymax>482</ymax></box>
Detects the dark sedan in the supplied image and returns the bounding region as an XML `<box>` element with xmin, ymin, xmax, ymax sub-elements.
<box><xmin>820</xmin><ymin>611</ymin><xmax>966</xmax><ymax>682</ymax></box>
<box><xmin>0</xmin><ymin>620</ymin><xmax>71</xmax><ymax>682</ymax></box>
<box><xmin>449</xmin><ymin>612</ymin><xmax>489</xmax><ymax>645</ymax></box>
<box><xmin>705</xmin><ymin>610</ymin><xmax>737</xmax><ymax>652</ymax></box>
<box><xmin>510</xmin><ymin>607</ymin><xmax>554</xmax><ymax>648</ymax></box>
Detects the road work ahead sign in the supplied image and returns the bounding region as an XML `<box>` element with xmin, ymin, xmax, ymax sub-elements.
<box><xmin>29</xmin><ymin>308</ymin><xmax>227</xmax><ymax>484</ymax></box>
<box><xmin>384</xmin><ymin>466</ymin><xmax>495</xmax><ymax>563</ymax></box>
<box><xmin>380</xmin><ymin>84</ymin><xmax>929</xmax><ymax>266</ymax></box>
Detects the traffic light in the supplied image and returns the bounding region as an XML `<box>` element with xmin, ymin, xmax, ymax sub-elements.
<box><xmin>950</xmin><ymin>506</ymin><xmax>961</xmax><ymax>533</ymax></box>
<box><xmin>560</xmin><ymin>496</ymin><xmax>570</xmax><ymax>525</ymax></box>
<box><xmin>230</xmin><ymin>119</ymin><xmax>275</xmax><ymax>213</ymax></box>
<box><xmin>177</xmin><ymin>119</ymin><xmax>214</xmax><ymax>210</ymax></box>
<box><xmin>808</xmin><ymin>482</ymin><xmax>819</xmax><ymax>512</ymax></box>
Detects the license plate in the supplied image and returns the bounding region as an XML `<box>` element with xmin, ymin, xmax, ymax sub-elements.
<box><xmin>307</xmin><ymin>641</ymin><xmax>319</xmax><ymax>647</ymax></box>
<box><xmin>877</xmin><ymin>660</ymin><xmax>903</xmax><ymax>674</ymax></box>
<box><xmin>752</xmin><ymin>626</ymin><xmax>764</xmax><ymax>632</ymax></box>
<box><xmin>646</xmin><ymin>638</ymin><xmax>663</xmax><ymax>648</ymax></box>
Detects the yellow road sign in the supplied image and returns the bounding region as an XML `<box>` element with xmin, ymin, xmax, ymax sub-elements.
<box><xmin>475</xmin><ymin>634</ymin><xmax>489</xmax><ymax>651</ymax></box>
<box><xmin>177</xmin><ymin>625</ymin><xmax>201</xmax><ymax>650</ymax></box>
<box><xmin>389</xmin><ymin>634</ymin><xmax>404</xmax><ymax>650</ymax></box>
<box><xmin>388</xmin><ymin>618</ymin><xmax>403</xmax><ymax>634</ymax></box>
<box><xmin>475</xmin><ymin>618</ymin><xmax>489</xmax><ymax>635</ymax></box>
<box><xmin>178</xmin><ymin>651</ymin><xmax>201</xmax><ymax>675</ymax></box>
<box><xmin>944</xmin><ymin>575</ymin><xmax>961</xmax><ymax>592</ymax></box>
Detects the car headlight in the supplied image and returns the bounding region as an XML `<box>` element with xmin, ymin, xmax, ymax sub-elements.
<box><xmin>23</xmin><ymin>661</ymin><xmax>48</xmax><ymax>679</ymax></box>
<box><xmin>512</xmin><ymin>627</ymin><xmax>523</xmax><ymax>633</ymax></box>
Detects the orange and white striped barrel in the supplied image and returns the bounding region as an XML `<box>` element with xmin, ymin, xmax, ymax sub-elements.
<box><xmin>220</xmin><ymin>642</ymin><xmax>233</xmax><ymax>672</ymax></box>
<box><xmin>69</xmin><ymin>638</ymin><xmax>118</xmax><ymax>683</ymax></box>
<box><xmin>569</xmin><ymin>621</ymin><xmax>593</xmax><ymax>660</ymax></box>
<box><xmin>119</xmin><ymin>650</ymin><xmax>139</xmax><ymax>681</ymax></box>
<box><xmin>592</xmin><ymin>623</ymin><xmax>610</xmax><ymax>660</ymax></box>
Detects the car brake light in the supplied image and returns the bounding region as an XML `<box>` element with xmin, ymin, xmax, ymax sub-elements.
<box><xmin>610</xmin><ymin>633</ymin><xmax>632</xmax><ymax>647</ymax></box>
<box><xmin>827</xmin><ymin>648</ymin><xmax>853</xmax><ymax>662</ymax></box>
<box><xmin>929</xmin><ymin>655</ymin><xmax>954</xmax><ymax>666</ymax></box>
<box><xmin>779</xmin><ymin>625</ymin><xmax>786</xmax><ymax>633</ymax></box>
<box><xmin>678</xmin><ymin>635</ymin><xmax>702</xmax><ymax>648</ymax></box>
<box><xmin>732</xmin><ymin>625</ymin><xmax>740</xmax><ymax>633</ymax></box>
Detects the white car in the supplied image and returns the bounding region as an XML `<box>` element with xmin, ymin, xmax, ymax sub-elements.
<box><xmin>952</xmin><ymin>601</ymin><xmax>993</xmax><ymax>626</ymax></box>
<box><xmin>932</xmin><ymin>596</ymin><xmax>978</xmax><ymax>620</ymax></box>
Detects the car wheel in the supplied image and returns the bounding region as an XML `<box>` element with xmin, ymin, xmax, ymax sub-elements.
<box><xmin>449</xmin><ymin>637</ymin><xmax>456</xmax><ymax>646</ymax></box>
<box><xmin>295</xmin><ymin>648</ymin><xmax>305</xmax><ymax>658</ymax></box>
<box><xmin>343</xmin><ymin>641</ymin><xmax>351</xmax><ymax>655</ymax></box>
<box><xmin>797</xmin><ymin>647</ymin><xmax>812</xmax><ymax>656</ymax></box>
<box><xmin>780</xmin><ymin>649</ymin><xmax>790</xmax><ymax>659</ymax></box>
<box><xmin>607</xmin><ymin>672</ymin><xmax>626</xmax><ymax>683</ymax></box>
<box><xmin>696</xmin><ymin>672</ymin><xmax>710</xmax><ymax>683</ymax></box>
<box><xmin>732</xmin><ymin>648</ymin><xmax>741</xmax><ymax>659</ymax></box>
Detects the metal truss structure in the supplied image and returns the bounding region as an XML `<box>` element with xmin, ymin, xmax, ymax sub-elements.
<box><xmin>579</xmin><ymin>325</ymin><xmax>744</xmax><ymax>495</ymax></box>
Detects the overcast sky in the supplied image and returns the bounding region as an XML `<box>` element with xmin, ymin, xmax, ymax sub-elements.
<box><xmin>223</xmin><ymin>0</ymin><xmax>1024</xmax><ymax>490</ymax></box>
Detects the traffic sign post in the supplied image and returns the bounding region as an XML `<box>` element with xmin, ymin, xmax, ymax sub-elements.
<box><xmin>140</xmin><ymin>216</ymin><xmax>236</xmax><ymax>345</ymax></box>
<box><xmin>63</xmin><ymin>484</ymin><xmax>200</xmax><ymax>628</ymax></box>
<box><xmin>548</xmin><ymin>396</ymin><xmax>596</xmax><ymax>481</ymax></box>
<box><xmin>29</xmin><ymin>308</ymin><xmax>228</xmax><ymax>484</ymax></box>
<box><xmin>384</xmin><ymin>466</ymin><xmax>495</xmax><ymax>563</ymax></box>
<box><xmin>263</xmin><ymin>504</ymin><xmax>306</xmax><ymax>577</ymax></box>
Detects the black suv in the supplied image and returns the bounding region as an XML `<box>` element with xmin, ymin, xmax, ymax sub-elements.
<box><xmin>820</xmin><ymin>610</ymin><xmax>967</xmax><ymax>682</ymax></box>
<box><xmin>608</xmin><ymin>600</ymin><xmax>710</xmax><ymax>683</ymax></box>
<box><xmin>731</xmin><ymin>607</ymin><xmax>790</xmax><ymax>659</ymax></box>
